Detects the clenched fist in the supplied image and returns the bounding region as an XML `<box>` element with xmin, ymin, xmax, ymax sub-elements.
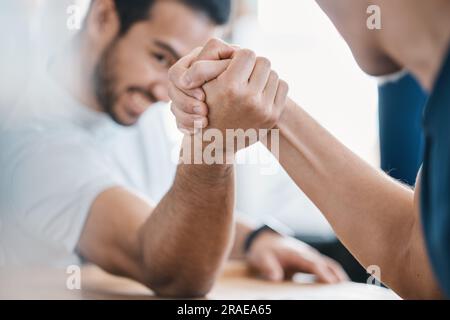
<box><xmin>168</xmin><ymin>39</ymin><xmax>289</xmax><ymax>155</ymax></box>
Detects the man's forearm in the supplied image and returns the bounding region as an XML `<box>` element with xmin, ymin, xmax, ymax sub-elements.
<box><xmin>138</xmin><ymin>140</ymin><xmax>235</xmax><ymax>297</ymax></box>
<box><xmin>266</xmin><ymin>98</ymin><xmax>434</xmax><ymax>297</ymax></box>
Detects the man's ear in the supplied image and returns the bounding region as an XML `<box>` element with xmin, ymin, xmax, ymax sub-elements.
<box><xmin>84</xmin><ymin>0</ymin><xmax>120</xmax><ymax>43</ymax></box>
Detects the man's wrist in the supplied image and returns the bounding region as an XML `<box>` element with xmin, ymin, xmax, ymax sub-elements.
<box><xmin>243</xmin><ymin>219</ymin><xmax>295</xmax><ymax>253</ymax></box>
<box><xmin>244</xmin><ymin>225</ymin><xmax>278</xmax><ymax>253</ymax></box>
<box><xmin>275</xmin><ymin>97</ymin><xmax>298</xmax><ymax>130</ymax></box>
<box><xmin>180</xmin><ymin>132</ymin><xmax>237</xmax><ymax>165</ymax></box>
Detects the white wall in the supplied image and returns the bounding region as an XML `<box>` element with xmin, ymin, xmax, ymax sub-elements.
<box><xmin>0</xmin><ymin>0</ymin><xmax>90</xmax><ymax>129</ymax></box>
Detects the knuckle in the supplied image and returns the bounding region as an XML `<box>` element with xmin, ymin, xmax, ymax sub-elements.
<box><xmin>168</xmin><ymin>65</ymin><xmax>174</xmax><ymax>77</ymax></box>
<box><xmin>239</xmin><ymin>48</ymin><xmax>256</xmax><ymax>60</ymax></box>
<box><xmin>257</xmin><ymin>57</ymin><xmax>271</xmax><ymax>69</ymax></box>
<box><xmin>184</xmin><ymin>102</ymin><xmax>194</xmax><ymax>113</ymax></box>
<box><xmin>183</xmin><ymin>103</ymin><xmax>194</xmax><ymax>113</ymax></box>
<box><xmin>269</xmin><ymin>112</ymin><xmax>279</xmax><ymax>124</ymax></box>
<box><xmin>178</xmin><ymin>125</ymin><xmax>192</xmax><ymax>135</ymax></box>
<box><xmin>207</xmin><ymin>38</ymin><xmax>221</xmax><ymax>47</ymax></box>
<box><xmin>168</xmin><ymin>64</ymin><xmax>178</xmax><ymax>80</ymax></box>
<box><xmin>171</xmin><ymin>102</ymin><xmax>186</xmax><ymax>115</ymax></box>
<box><xmin>225</xmin><ymin>82</ymin><xmax>241</xmax><ymax>96</ymax></box>
<box><xmin>185</xmin><ymin>119</ymin><xmax>196</xmax><ymax>128</ymax></box>
<box><xmin>168</xmin><ymin>83</ymin><xmax>182</xmax><ymax>100</ymax></box>
<box><xmin>270</xmin><ymin>70</ymin><xmax>279</xmax><ymax>80</ymax></box>
<box><xmin>192</xmin><ymin>116</ymin><xmax>206</xmax><ymax>128</ymax></box>
<box><xmin>263</xmin><ymin>105</ymin><xmax>273</xmax><ymax>117</ymax></box>
<box><xmin>193</xmin><ymin>46</ymin><xmax>203</xmax><ymax>54</ymax></box>
<box><xmin>246</xmin><ymin>95</ymin><xmax>261</xmax><ymax>109</ymax></box>
<box><xmin>280</xmin><ymin>79</ymin><xmax>289</xmax><ymax>94</ymax></box>
<box><xmin>202</xmin><ymin>81</ymin><xmax>212</xmax><ymax>93</ymax></box>
<box><xmin>187</xmin><ymin>103</ymin><xmax>196</xmax><ymax>114</ymax></box>
<box><xmin>196</xmin><ymin>103</ymin><xmax>208</xmax><ymax>116</ymax></box>
<box><xmin>263</xmin><ymin>109</ymin><xmax>275</xmax><ymax>123</ymax></box>
<box><xmin>204</xmin><ymin>38</ymin><xmax>223</xmax><ymax>53</ymax></box>
<box><xmin>170</xmin><ymin>103</ymin><xmax>176</xmax><ymax>114</ymax></box>
<box><xmin>257</xmin><ymin>105</ymin><xmax>276</xmax><ymax>124</ymax></box>
<box><xmin>191</xmin><ymin>68</ymin><xmax>208</xmax><ymax>88</ymax></box>
<box><xmin>191</xmin><ymin>61</ymin><xmax>203</xmax><ymax>73</ymax></box>
<box><xmin>167</xmin><ymin>83</ymin><xmax>175</xmax><ymax>99</ymax></box>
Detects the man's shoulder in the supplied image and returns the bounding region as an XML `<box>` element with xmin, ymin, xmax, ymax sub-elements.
<box><xmin>0</xmin><ymin>127</ymin><xmax>107</xmax><ymax>182</ymax></box>
<box><xmin>0</xmin><ymin>127</ymin><xmax>119</xmax><ymax>213</ymax></box>
<box><xmin>3</xmin><ymin>125</ymin><xmax>94</xmax><ymax>151</ymax></box>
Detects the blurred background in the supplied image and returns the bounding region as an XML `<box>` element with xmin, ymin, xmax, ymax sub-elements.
<box><xmin>1</xmin><ymin>0</ymin><xmax>426</xmax><ymax>282</ymax></box>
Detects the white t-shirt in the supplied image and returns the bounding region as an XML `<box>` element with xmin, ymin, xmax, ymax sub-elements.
<box><xmin>0</xmin><ymin>67</ymin><xmax>180</xmax><ymax>267</ymax></box>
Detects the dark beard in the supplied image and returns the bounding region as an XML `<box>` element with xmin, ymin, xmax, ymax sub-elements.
<box><xmin>93</xmin><ymin>39</ymin><xmax>124</xmax><ymax>126</ymax></box>
<box><xmin>93</xmin><ymin>39</ymin><xmax>157</xmax><ymax>127</ymax></box>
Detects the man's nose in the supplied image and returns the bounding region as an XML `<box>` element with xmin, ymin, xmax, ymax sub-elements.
<box><xmin>152</xmin><ymin>83</ymin><xmax>170</xmax><ymax>103</ymax></box>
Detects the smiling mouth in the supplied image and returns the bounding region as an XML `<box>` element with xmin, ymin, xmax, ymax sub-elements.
<box><xmin>125</xmin><ymin>89</ymin><xmax>155</xmax><ymax>117</ymax></box>
<box><xmin>128</xmin><ymin>87</ymin><xmax>157</xmax><ymax>104</ymax></box>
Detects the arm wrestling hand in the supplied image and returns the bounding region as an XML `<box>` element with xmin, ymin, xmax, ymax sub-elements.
<box><xmin>168</xmin><ymin>38</ymin><xmax>289</xmax><ymax>147</ymax></box>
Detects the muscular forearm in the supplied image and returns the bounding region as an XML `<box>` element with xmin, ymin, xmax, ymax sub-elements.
<box><xmin>267</xmin><ymin>98</ymin><xmax>438</xmax><ymax>297</ymax></box>
<box><xmin>138</xmin><ymin>139</ymin><xmax>235</xmax><ymax>297</ymax></box>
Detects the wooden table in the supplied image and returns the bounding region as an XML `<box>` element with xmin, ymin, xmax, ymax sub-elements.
<box><xmin>0</xmin><ymin>262</ymin><xmax>400</xmax><ymax>300</ymax></box>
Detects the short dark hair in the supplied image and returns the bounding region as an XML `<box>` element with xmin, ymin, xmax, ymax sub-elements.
<box><xmin>113</xmin><ymin>0</ymin><xmax>231</xmax><ymax>35</ymax></box>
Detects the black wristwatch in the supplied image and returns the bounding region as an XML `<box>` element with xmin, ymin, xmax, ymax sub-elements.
<box><xmin>243</xmin><ymin>219</ymin><xmax>295</xmax><ymax>253</ymax></box>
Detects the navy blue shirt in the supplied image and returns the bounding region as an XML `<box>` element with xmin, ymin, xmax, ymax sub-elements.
<box><xmin>421</xmin><ymin>46</ymin><xmax>450</xmax><ymax>298</ymax></box>
<box><xmin>379</xmin><ymin>73</ymin><xmax>427</xmax><ymax>186</ymax></box>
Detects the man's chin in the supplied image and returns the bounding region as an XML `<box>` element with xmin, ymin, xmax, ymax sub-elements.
<box><xmin>108</xmin><ymin>111</ymin><xmax>140</xmax><ymax>127</ymax></box>
<box><xmin>116</xmin><ymin>117</ymin><xmax>140</xmax><ymax>127</ymax></box>
<box><xmin>118</xmin><ymin>120</ymin><xmax>139</xmax><ymax>127</ymax></box>
<box><xmin>105</xmin><ymin>102</ymin><xmax>150</xmax><ymax>126</ymax></box>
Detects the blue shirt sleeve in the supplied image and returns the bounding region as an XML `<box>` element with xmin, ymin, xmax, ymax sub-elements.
<box><xmin>420</xmin><ymin>45</ymin><xmax>450</xmax><ymax>298</ymax></box>
<box><xmin>378</xmin><ymin>73</ymin><xmax>427</xmax><ymax>186</ymax></box>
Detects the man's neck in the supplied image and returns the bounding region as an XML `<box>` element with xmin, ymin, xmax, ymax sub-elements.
<box><xmin>400</xmin><ymin>27</ymin><xmax>450</xmax><ymax>92</ymax></box>
<box><xmin>49</xmin><ymin>34</ymin><xmax>102</xmax><ymax>112</ymax></box>
<box><xmin>380</xmin><ymin>0</ymin><xmax>450</xmax><ymax>91</ymax></box>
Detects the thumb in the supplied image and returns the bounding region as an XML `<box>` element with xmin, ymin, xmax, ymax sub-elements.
<box><xmin>181</xmin><ymin>59</ymin><xmax>231</xmax><ymax>89</ymax></box>
<box><xmin>195</xmin><ymin>38</ymin><xmax>236</xmax><ymax>62</ymax></box>
<box><xmin>168</xmin><ymin>46</ymin><xmax>206</xmax><ymax>100</ymax></box>
<box><xmin>256</xmin><ymin>253</ymin><xmax>284</xmax><ymax>282</ymax></box>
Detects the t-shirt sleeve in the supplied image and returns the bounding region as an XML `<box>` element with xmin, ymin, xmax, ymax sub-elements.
<box><xmin>8</xmin><ymin>135</ymin><xmax>122</xmax><ymax>254</ymax></box>
<box><xmin>420</xmin><ymin>46</ymin><xmax>450</xmax><ymax>298</ymax></box>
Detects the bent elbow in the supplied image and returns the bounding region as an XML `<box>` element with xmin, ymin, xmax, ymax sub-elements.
<box><xmin>144</xmin><ymin>273</ymin><xmax>214</xmax><ymax>298</ymax></box>
<box><xmin>153</xmin><ymin>282</ymin><xmax>212</xmax><ymax>299</ymax></box>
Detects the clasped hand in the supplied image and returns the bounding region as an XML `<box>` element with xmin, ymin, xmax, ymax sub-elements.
<box><xmin>168</xmin><ymin>38</ymin><xmax>289</xmax><ymax>154</ymax></box>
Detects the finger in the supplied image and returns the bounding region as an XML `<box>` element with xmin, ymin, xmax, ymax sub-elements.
<box><xmin>263</xmin><ymin>70</ymin><xmax>280</xmax><ymax>103</ymax></box>
<box><xmin>179</xmin><ymin>38</ymin><xmax>235</xmax><ymax>89</ymax></box>
<box><xmin>273</xmin><ymin>80</ymin><xmax>289</xmax><ymax>118</ymax></box>
<box><xmin>274</xmin><ymin>79</ymin><xmax>289</xmax><ymax>107</ymax></box>
<box><xmin>311</xmin><ymin>263</ymin><xmax>339</xmax><ymax>284</ymax></box>
<box><xmin>172</xmin><ymin>47</ymin><xmax>201</xmax><ymax>69</ymax></box>
<box><xmin>257</xmin><ymin>254</ymin><xmax>284</xmax><ymax>282</ymax></box>
<box><xmin>249</xmin><ymin>57</ymin><xmax>272</xmax><ymax>92</ymax></box>
<box><xmin>170</xmin><ymin>102</ymin><xmax>208</xmax><ymax>130</ymax></box>
<box><xmin>168</xmin><ymin>47</ymin><xmax>205</xmax><ymax>100</ymax></box>
<box><xmin>195</xmin><ymin>38</ymin><xmax>236</xmax><ymax>61</ymax></box>
<box><xmin>168</xmin><ymin>83</ymin><xmax>208</xmax><ymax>116</ymax></box>
<box><xmin>181</xmin><ymin>59</ymin><xmax>231</xmax><ymax>90</ymax></box>
<box><xmin>286</xmin><ymin>252</ymin><xmax>338</xmax><ymax>284</ymax></box>
<box><xmin>178</xmin><ymin>124</ymin><xmax>196</xmax><ymax>136</ymax></box>
<box><xmin>222</xmin><ymin>49</ymin><xmax>257</xmax><ymax>83</ymax></box>
<box><xmin>324</xmin><ymin>257</ymin><xmax>349</xmax><ymax>282</ymax></box>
